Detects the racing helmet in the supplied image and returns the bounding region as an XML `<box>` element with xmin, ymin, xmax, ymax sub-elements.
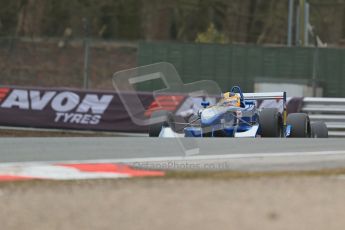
<box><xmin>222</xmin><ymin>92</ymin><xmax>241</xmax><ymax>107</ymax></box>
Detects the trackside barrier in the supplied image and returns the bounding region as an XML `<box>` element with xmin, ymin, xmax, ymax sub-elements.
<box><xmin>302</xmin><ymin>97</ymin><xmax>345</xmax><ymax>137</ymax></box>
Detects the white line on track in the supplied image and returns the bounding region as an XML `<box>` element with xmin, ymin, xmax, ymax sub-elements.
<box><xmin>1</xmin><ymin>150</ymin><xmax>345</xmax><ymax>167</ymax></box>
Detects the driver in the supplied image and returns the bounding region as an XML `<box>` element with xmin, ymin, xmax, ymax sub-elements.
<box><xmin>220</xmin><ymin>92</ymin><xmax>241</xmax><ymax>107</ymax></box>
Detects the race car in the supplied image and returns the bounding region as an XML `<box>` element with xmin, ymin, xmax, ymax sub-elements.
<box><xmin>149</xmin><ymin>86</ymin><xmax>328</xmax><ymax>138</ymax></box>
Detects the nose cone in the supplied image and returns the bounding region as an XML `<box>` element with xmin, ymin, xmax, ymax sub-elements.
<box><xmin>201</xmin><ymin>107</ymin><xmax>226</xmax><ymax>126</ymax></box>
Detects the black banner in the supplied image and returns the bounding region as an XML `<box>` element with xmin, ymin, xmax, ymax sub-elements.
<box><xmin>0</xmin><ymin>86</ymin><xmax>158</xmax><ymax>133</ymax></box>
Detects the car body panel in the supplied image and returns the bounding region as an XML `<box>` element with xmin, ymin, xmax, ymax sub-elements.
<box><xmin>158</xmin><ymin>87</ymin><xmax>288</xmax><ymax>138</ymax></box>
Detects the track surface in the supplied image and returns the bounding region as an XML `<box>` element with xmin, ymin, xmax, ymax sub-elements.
<box><xmin>1</xmin><ymin>138</ymin><xmax>345</xmax><ymax>171</ymax></box>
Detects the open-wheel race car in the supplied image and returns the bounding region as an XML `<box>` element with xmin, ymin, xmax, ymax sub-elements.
<box><xmin>149</xmin><ymin>86</ymin><xmax>328</xmax><ymax>138</ymax></box>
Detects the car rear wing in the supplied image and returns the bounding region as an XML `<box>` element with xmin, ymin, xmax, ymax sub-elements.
<box><xmin>243</xmin><ymin>92</ymin><xmax>287</xmax><ymax>126</ymax></box>
<box><xmin>243</xmin><ymin>92</ymin><xmax>286</xmax><ymax>101</ymax></box>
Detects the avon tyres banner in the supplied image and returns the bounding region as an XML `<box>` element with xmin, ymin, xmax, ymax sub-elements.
<box><xmin>0</xmin><ymin>86</ymin><xmax>157</xmax><ymax>133</ymax></box>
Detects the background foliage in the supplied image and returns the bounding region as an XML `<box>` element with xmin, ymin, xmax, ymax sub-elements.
<box><xmin>0</xmin><ymin>0</ymin><xmax>345</xmax><ymax>45</ymax></box>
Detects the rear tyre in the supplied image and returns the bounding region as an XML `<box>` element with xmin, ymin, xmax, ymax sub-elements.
<box><xmin>287</xmin><ymin>113</ymin><xmax>311</xmax><ymax>138</ymax></box>
<box><xmin>259</xmin><ymin>108</ymin><xmax>283</xmax><ymax>137</ymax></box>
<box><xmin>311</xmin><ymin>121</ymin><xmax>328</xmax><ymax>138</ymax></box>
<box><xmin>149</xmin><ymin>110</ymin><xmax>175</xmax><ymax>137</ymax></box>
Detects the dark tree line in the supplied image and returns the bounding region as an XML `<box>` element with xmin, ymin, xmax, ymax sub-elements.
<box><xmin>0</xmin><ymin>0</ymin><xmax>344</xmax><ymax>44</ymax></box>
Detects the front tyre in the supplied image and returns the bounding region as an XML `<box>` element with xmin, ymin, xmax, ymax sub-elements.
<box><xmin>148</xmin><ymin>110</ymin><xmax>175</xmax><ymax>137</ymax></box>
<box><xmin>259</xmin><ymin>108</ymin><xmax>283</xmax><ymax>137</ymax></box>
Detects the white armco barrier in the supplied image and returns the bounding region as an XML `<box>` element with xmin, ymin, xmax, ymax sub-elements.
<box><xmin>302</xmin><ymin>97</ymin><xmax>345</xmax><ymax>137</ymax></box>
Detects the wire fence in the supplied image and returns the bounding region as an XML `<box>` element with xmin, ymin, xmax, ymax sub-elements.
<box><xmin>0</xmin><ymin>36</ymin><xmax>137</xmax><ymax>90</ymax></box>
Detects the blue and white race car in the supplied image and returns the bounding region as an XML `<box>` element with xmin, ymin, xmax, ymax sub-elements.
<box><xmin>149</xmin><ymin>86</ymin><xmax>328</xmax><ymax>138</ymax></box>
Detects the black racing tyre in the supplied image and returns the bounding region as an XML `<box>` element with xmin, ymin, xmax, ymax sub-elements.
<box><xmin>311</xmin><ymin>121</ymin><xmax>328</xmax><ymax>138</ymax></box>
<box><xmin>259</xmin><ymin>108</ymin><xmax>283</xmax><ymax>137</ymax></box>
<box><xmin>201</xmin><ymin>126</ymin><xmax>212</xmax><ymax>137</ymax></box>
<box><xmin>286</xmin><ymin>113</ymin><xmax>311</xmax><ymax>138</ymax></box>
<box><xmin>148</xmin><ymin>110</ymin><xmax>175</xmax><ymax>137</ymax></box>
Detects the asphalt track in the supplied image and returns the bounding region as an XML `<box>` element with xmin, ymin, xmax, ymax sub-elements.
<box><xmin>1</xmin><ymin>137</ymin><xmax>345</xmax><ymax>171</ymax></box>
